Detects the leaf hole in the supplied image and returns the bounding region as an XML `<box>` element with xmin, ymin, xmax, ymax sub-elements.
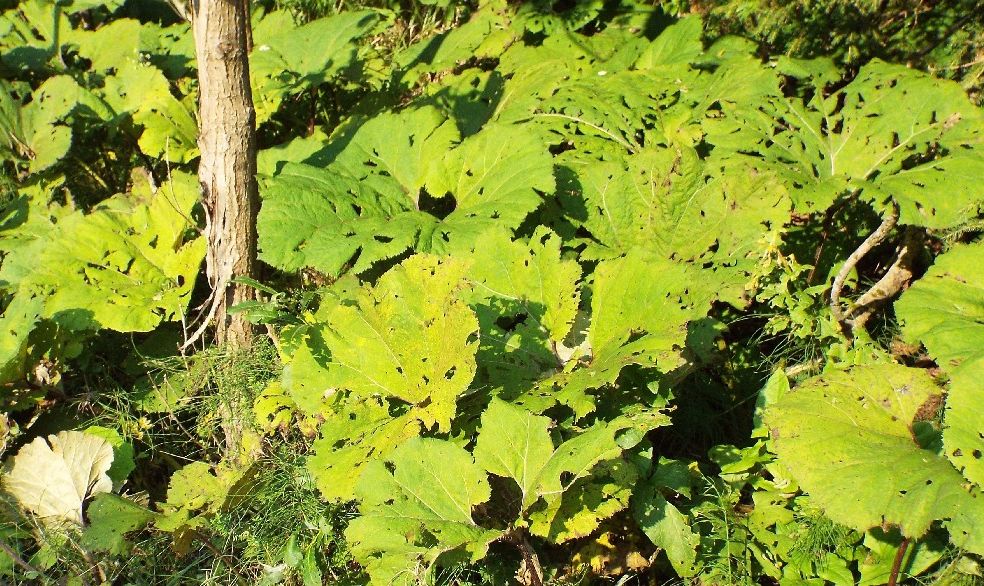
<box><xmin>495</xmin><ymin>313</ymin><xmax>527</xmax><ymax>332</ymax></box>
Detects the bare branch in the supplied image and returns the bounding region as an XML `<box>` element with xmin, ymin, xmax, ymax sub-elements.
<box><xmin>830</xmin><ymin>203</ymin><xmax>899</xmax><ymax>335</ymax></box>
<box><xmin>849</xmin><ymin>226</ymin><xmax>923</xmax><ymax>330</ymax></box>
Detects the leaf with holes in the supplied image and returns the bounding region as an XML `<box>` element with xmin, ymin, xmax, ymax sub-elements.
<box><xmin>257</xmin><ymin>162</ymin><xmax>434</xmax><ymax>277</ymax></box>
<box><xmin>281</xmin><ymin>255</ymin><xmax>478</xmax><ymax>431</ymax></box>
<box><xmin>424</xmin><ymin>122</ymin><xmax>555</xmax><ymax>251</ymax></box>
<box><xmin>722</xmin><ymin>60</ymin><xmax>984</xmax><ymax>219</ymax></box>
<box><xmin>896</xmin><ymin>241</ymin><xmax>984</xmax><ymax>487</ymax></box>
<box><xmin>569</xmin><ymin>147</ymin><xmax>789</xmax><ymax>302</ymax></box>
<box><xmin>258</xmin><ymin>109</ymin><xmax>553</xmax><ymax>275</ymax></box>
<box><xmin>307</xmin><ymin>397</ymin><xmax>420</xmax><ymax>502</ymax></box>
<box><xmin>346</xmin><ymin>437</ymin><xmax>501</xmax><ymax>586</ymax></box>
<box><xmin>462</xmin><ymin>228</ymin><xmax>581</xmax><ymax>396</ymax></box>
<box><xmin>766</xmin><ymin>363</ymin><xmax>984</xmax><ymax>553</ymax></box>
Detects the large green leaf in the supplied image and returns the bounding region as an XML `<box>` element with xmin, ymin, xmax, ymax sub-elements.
<box><xmin>530</xmin><ymin>70</ymin><xmax>665</xmax><ymax>159</ymax></box>
<box><xmin>257</xmin><ymin>162</ymin><xmax>430</xmax><ymax>276</ymax></box>
<box><xmin>98</xmin><ymin>60</ymin><xmax>199</xmax><ymax>162</ymax></box>
<box><xmin>767</xmin><ymin>363</ymin><xmax>984</xmax><ymax>552</ymax></box>
<box><xmin>393</xmin><ymin>7</ymin><xmax>507</xmax><ymax>87</ymax></box>
<box><xmin>346</xmin><ymin>437</ymin><xmax>501</xmax><ymax>585</ymax></box>
<box><xmin>0</xmin><ymin>76</ymin><xmax>80</xmax><ymax>173</ymax></box>
<box><xmin>570</xmin><ymin>147</ymin><xmax>789</xmax><ymax>300</ymax></box>
<box><xmin>258</xmin><ymin>109</ymin><xmax>554</xmax><ymax>275</ymax></box>
<box><xmin>530</xmin><ymin>50</ymin><xmax>777</xmax><ymax>158</ymax></box>
<box><xmin>518</xmin><ymin>251</ymin><xmax>714</xmax><ymax>416</ymax></box>
<box><xmin>0</xmin><ymin>0</ymin><xmax>73</xmax><ymax>72</ymax></box>
<box><xmin>724</xmin><ymin>60</ymin><xmax>984</xmax><ymax>219</ymax></box>
<box><xmin>258</xmin><ymin>107</ymin><xmax>457</xmax><ymax>276</ymax></box>
<box><xmin>425</xmin><ymin>123</ymin><xmax>555</xmax><ymax>250</ymax></box>
<box><xmin>0</xmin><ymin>294</ymin><xmax>42</xmax><ymax>385</ymax></box>
<box><xmin>634</xmin><ymin>16</ymin><xmax>703</xmax><ymax>69</ymax></box>
<box><xmin>473</xmin><ymin>399</ymin><xmax>557</xmax><ymax>508</ymax></box>
<box><xmin>473</xmin><ymin>398</ymin><xmax>638</xmax><ymax>538</ymax></box>
<box><xmin>251</xmin><ymin>10</ymin><xmax>381</xmax><ymax>124</ymax></box>
<box><xmin>256</xmin><ymin>109</ymin><xmax>439</xmax><ymax>277</ymax></box>
<box><xmin>462</xmin><ymin>228</ymin><xmax>581</xmax><ymax>396</ymax></box>
<box><xmin>332</xmin><ymin>106</ymin><xmax>459</xmax><ymax>196</ymax></box>
<box><xmin>896</xmin><ymin>241</ymin><xmax>984</xmax><ymax>487</ymax></box>
<box><xmin>82</xmin><ymin>494</ymin><xmax>157</xmax><ymax>555</ymax></box>
<box><xmin>71</xmin><ymin>18</ymin><xmax>142</xmax><ymax>73</ymax></box>
<box><xmin>632</xmin><ymin>477</ymin><xmax>699</xmax><ymax>577</ymax></box>
<box><xmin>281</xmin><ymin>256</ymin><xmax>478</xmax><ymax>431</ymax></box>
<box><xmin>131</xmin><ymin>91</ymin><xmax>198</xmax><ymax>163</ymax></box>
<box><xmin>465</xmin><ymin>228</ymin><xmax>580</xmax><ymax>343</ymax></box>
<box><xmin>306</xmin><ymin>397</ymin><xmax>420</xmax><ymax>502</ymax></box>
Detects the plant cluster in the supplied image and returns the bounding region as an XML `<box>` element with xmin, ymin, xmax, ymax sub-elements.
<box><xmin>0</xmin><ymin>1</ymin><xmax>982</xmax><ymax>585</ymax></box>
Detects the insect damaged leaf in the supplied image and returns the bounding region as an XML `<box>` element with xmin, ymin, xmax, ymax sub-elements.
<box><xmin>897</xmin><ymin>241</ymin><xmax>984</xmax><ymax>487</ymax></box>
<box><xmin>766</xmin><ymin>363</ymin><xmax>984</xmax><ymax>553</ymax></box>
<box><xmin>346</xmin><ymin>437</ymin><xmax>501</xmax><ymax>585</ymax></box>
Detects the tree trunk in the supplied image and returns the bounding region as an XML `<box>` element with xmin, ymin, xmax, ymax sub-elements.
<box><xmin>191</xmin><ymin>0</ymin><xmax>258</xmax><ymax>348</ymax></box>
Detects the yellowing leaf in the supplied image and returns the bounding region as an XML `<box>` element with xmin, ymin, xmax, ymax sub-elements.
<box><xmin>307</xmin><ymin>397</ymin><xmax>420</xmax><ymax>502</ymax></box>
<box><xmin>2</xmin><ymin>430</ymin><xmax>114</xmax><ymax>526</ymax></box>
<box><xmin>284</xmin><ymin>256</ymin><xmax>478</xmax><ymax>431</ymax></box>
<box><xmin>346</xmin><ymin>438</ymin><xmax>501</xmax><ymax>585</ymax></box>
<box><xmin>518</xmin><ymin>251</ymin><xmax>714</xmax><ymax>416</ymax></box>
<box><xmin>7</xmin><ymin>172</ymin><xmax>204</xmax><ymax>333</ymax></box>
<box><xmin>528</xmin><ymin>459</ymin><xmax>637</xmax><ymax>543</ymax></box>
<box><xmin>767</xmin><ymin>363</ymin><xmax>984</xmax><ymax>553</ymax></box>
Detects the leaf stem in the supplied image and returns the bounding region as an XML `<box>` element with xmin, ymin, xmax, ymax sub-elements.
<box><xmin>888</xmin><ymin>536</ymin><xmax>910</xmax><ymax>586</ymax></box>
<box><xmin>506</xmin><ymin>529</ymin><xmax>543</xmax><ymax>586</ymax></box>
<box><xmin>848</xmin><ymin>225</ymin><xmax>922</xmax><ymax>329</ymax></box>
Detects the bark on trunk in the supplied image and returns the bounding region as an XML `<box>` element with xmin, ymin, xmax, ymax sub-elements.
<box><xmin>191</xmin><ymin>0</ymin><xmax>258</xmax><ymax>348</ymax></box>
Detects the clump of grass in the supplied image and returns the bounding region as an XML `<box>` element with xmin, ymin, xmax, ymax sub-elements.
<box><xmin>691</xmin><ymin>477</ymin><xmax>757</xmax><ymax>586</ymax></box>
<box><xmin>3</xmin><ymin>338</ymin><xmax>367</xmax><ymax>585</ymax></box>
<box><xmin>787</xmin><ymin>511</ymin><xmax>854</xmax><ymax>571</ymax></box>
<box><xmin>210</xmin><ymin>445</ymin><xmax>363</xmax><ymax>584</ymax></box>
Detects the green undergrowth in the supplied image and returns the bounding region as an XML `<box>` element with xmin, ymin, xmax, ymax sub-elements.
<box><xmin>1</xmin><ymin>0</ymin><xmax>984</xmax><ymax>584</ymax></box>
